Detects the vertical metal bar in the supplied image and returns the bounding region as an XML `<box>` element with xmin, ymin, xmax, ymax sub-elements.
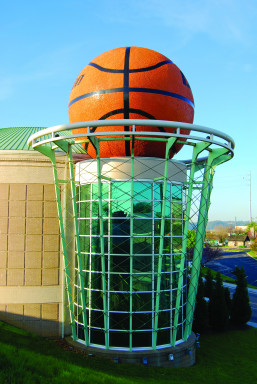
<box><xmin>51</xmin><ymin>150</ymin><xmax>77</xmax><ymax>340</ymax></box>
<box><xmin>61</xmin><ymin>159</ymin><xmax>68</xmax><ymax>339</ymax></box>
<box><xmin>202</xmin><ymin>171</ymin><xmax>214</xmax><ymax>232</ymax></box>
<box><xmin>183</xmin><ymin>165</ymin><xmax>212</xmax><ymax>339</ymax></box>
<box><xmin>172</xmin><ymin>142</ymin><xmax>210</xmax><ymax>346</ymax></box>
<box><xmin>152</xmin><ymin>182</ymin><xmax>155</xmax><ymax>347</ymax></box>
<box><xmin>107</xmin><ymin>182</ymin><xmax>111</xmax><ymax>348</ymax></box>
<box><xmin>183</xmin><ymin>154</ymin><xmax>213</xmax><ymax>339</ymax></box>
<box><xmin>94</xmin><ymin>138</ymin><xmax>109</xmax><ymax>349</ymax></box>
<box><xmin>129</xmin><ymin>134</ymin><xmax>135</xmax><ymax>351</ymax></box>
<box><xmin>67</xmin><ymin>145</ymin><xmax>89</xmax><ymax>346</ymax></box>
<box><xmin>88</xmin><ymin>183</ymin><xmax>92</xmax><ymax>341</ymax></box>
<box><xmin>153</xmin><ymin>137</ymin><xmax>177</xmax><ymax>349</ymax></box>
<box><xmin>169</xmin><ymin>184</ymin><xmax>173</xmax><ymax>346</ymax></box>
<box><xmin>184</xmin><ymin>148</ymin><xmax>229</xmax><ymax>339</ymax></box>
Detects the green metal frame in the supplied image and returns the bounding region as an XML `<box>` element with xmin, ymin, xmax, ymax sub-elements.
<box><xmin>28</xmin><ymin>120</ymin><xmax>234</xmax><ymax>350</ymax></box>
<box><xmin>54</xmin><ymin>140</ymin><xmax>89</xmax><ymax>345</ymax></box>
<box><xmin>129</xmin><ymin>133</ymin><xmax>135</xmax><ymax>351</ymax></box>
<box><xmin>153</xmin><ymin>137</ymin><xmax>177</xmax><ymax>349</ymax></box>
<box><xmin>88</xmin><ymin>136</ymin><xmax>109</xmax><ymax>348</ymax></box>
<box><xmin>184</xmin><ymin>147</ymin><xmax>230</xmax><ymax>339</ymax></box>
<box><xmin>67</xmin><ymin>144</ymin><xmax>89</xmax><ymax>345</ymax></box>
<box><xmin>171</xmin><ymin>141</ymin><xmax>211</xmax><ymax>345</ymax></box>
<box><xmin>34</xmin><ymin>144</ymin><xmax>77</xmax><ymax>340</ymax></box>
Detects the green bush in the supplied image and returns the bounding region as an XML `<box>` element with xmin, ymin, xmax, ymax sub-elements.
<box><xmin>193</xmin><ymin>276</ymin><xmax>209</xmax><ymax>333</ymax></box>
<box><xmin>231</xmin><ymin>267</ymin><xmax>252</xmax><ymax>326</ymax></box>
<box><xmin>250</xmin><ymin>239</ymin><xmax>257</xmax><ymax>252</ymax></box>
<box><xmin>209</xmin><ymin>273</ymin><xmax>229</xmax><ymax>331</ymax></box>
<box><xmin>224</xmin><ymin>287</ymin><xmax>232</xmax><ymax>316</ymax></box>
<box><xmin>204</xmin><ymin>268</ymin><xmax>214</xmax><ymax>298</ymax></box>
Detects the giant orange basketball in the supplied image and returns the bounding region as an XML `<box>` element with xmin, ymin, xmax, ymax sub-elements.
<box><xmin>68</xmin><ymin>46</ymin><xmax>194</xmax><ymax>158</ymax></box>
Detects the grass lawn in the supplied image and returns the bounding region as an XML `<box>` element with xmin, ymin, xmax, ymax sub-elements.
<box><xmin>201</xmin><ymin>266</ymin><xmax>236</xmax><ymax>283</ymax></box>
<box><xmin>0</xmin><ymin>321</ymin><xmax>257</xmax><ymax>384</ymax></box>
<box><xmin>248</xmin><ymin>250</ymin><xmax>257</xmax><ymax>260</ymax></box>
<box><xmin>201</xmin><ymin>266</ymin><xmax>257</xmax><ymax>289</ymax></box>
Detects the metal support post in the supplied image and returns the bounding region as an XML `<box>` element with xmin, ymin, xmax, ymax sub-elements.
<box><xmin>172</xmin><ymin>141</ymin><xmax>210</xmax><ymax>345</ymax></box>
<box><xmin>67</xmin><ymin>145</ymin><xmax>89</xmax><ymax>345</ymax></box>
<box><xmin>153</xmin><ymin>137</ymin><xmax>177</xmax><ymax>349</ymax></box>
<box><xmin>35</xmin><ymin>145</ymin><xmax>77</xmax><ymax>340</ymax></box>
<box><xmin>129</xmin><ymin>134</ymin><xmax>135</xmax><ymax>350</ymax></box>
<box><xmin>89</xmin><ymin>136</ymin><xmax>109</xmax><ymax>349</ymax></box>
<box><xmin>184</xmin><ymin>147</ymin><xmax>229</xmax><ymax>339</ymax></box>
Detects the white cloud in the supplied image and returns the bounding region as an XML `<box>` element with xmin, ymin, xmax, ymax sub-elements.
<box><xmin>133</xmin><ymin>0</ymin><xmax>257</xmax><ymax>45</ymax></box>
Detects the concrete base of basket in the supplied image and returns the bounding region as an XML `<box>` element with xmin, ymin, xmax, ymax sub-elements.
<box><xmin>66</xmin><ymin>332</ymin><xmax>196</xmax><ymax>368</ymax></box>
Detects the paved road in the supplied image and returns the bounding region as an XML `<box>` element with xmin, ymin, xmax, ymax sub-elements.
<box><xmin>206</xmin><ymin>249</ymin><xmax>257</xmax><ymax>287</ymax></box>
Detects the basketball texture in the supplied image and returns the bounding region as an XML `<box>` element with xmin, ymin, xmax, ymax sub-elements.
<box><xmin>68</xmin><ymin>46</ymin><xmax>194</xmax><ymax>158</ymax></box>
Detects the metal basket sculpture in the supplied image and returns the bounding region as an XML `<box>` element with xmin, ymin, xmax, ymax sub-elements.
<box><xmin>28</xmin><ymin>120</ymin><xmax>234</xmax><ymax>351</ymax></box>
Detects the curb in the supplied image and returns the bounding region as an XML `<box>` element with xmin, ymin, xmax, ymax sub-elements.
<box><xmin>247</xmin><ymin>252</ymin><xmax>257</xmax><ymax>262</ymax></box>
<box><xmin>247</xmin><ymin>322</ymin><xmax>257</xmax><ymax>328</ymax></box>
<box><xmin>223</xmin><ymin>282</ymin><xmax>257</xmax><ymax>294</ymax></box>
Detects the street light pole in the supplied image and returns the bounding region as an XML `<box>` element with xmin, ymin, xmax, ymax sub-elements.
<box><xmin>249</xmin><ymin>170</ymin><xmax>252</xmax><ymax>223</ymax></box>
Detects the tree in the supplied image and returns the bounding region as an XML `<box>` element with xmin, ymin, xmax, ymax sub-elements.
<box><xmin>187</xmin><ymin>230</ymin><xmax>196</xmax><ymax>251</ymax></box>
<box><xmin>193</xmin><ymin>276</ymin><xmax>209</xmax><ymax>333</ymax></box>
<box><xmin>205</xmin><ymin>230</ymin><xmax>218</xmax><ymax>242</ymax></box>
<box><xmin>201</xmin><ymin>244</ymin><xmax>221</xmax><ymax>265</ymax></box>
<box><xmin>246</xmin><ymin>220</ymin><xmax>257</xmax><ymax>239</ymax></box>
<box><xmin>209</xmin><ymin>273</ymin><xmax>229</xmax><ymax>331</ymax></box>
<box><xmin>250</xmin><ymin>239</ymin><xmax>257</xmax><ymax>252</ymax></box>
<box><xmin>224</xmin><ymin>287</ymin><xmax>232</xmax><ymax>316</ymax></box>
<box><xmin>204</xmin><ymin>268</ymin><xmax>214</xmax><ymax>298</ymax></box>
<box><xmin>230</xmin><ymin>266</ymin><xmax>252</xmax><ymax>326</ymax></box>
<box><xmin>213</xmin><ymin>225</ymin><xmax>231</xmax><ymax>243</ymax></box>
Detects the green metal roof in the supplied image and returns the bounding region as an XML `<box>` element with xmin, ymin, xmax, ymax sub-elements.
<box><xmin>0</xmin><ymin>127</ymin><xmax>86</xmax><ymax>153</ymax></box>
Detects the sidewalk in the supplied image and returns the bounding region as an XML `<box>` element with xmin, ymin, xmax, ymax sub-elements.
<box><xmin>247</xmin><ymin>322</ymin><xmax>257</xmax><ymax>328</ymax></box>
<box><xmin>224</xmin><ymin>282</ymin><xmax>257</xmax><ymax>294</ymax></box>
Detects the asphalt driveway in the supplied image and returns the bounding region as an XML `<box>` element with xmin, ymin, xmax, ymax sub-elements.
<box><xmin>206</xmin><ymin>249</ymin><xmax>257</xmax><ymax>287</ymax></box>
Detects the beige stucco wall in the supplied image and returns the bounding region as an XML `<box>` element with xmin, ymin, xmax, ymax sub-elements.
<box><xmin>0</xmin><ymin>150</ymin><xmax>71</xmax><ymax>337</ymax></box>
<box><xmin>227</xmin><ymin>240</ymin><xmax>244</xmax><ymax>248</ymax></box>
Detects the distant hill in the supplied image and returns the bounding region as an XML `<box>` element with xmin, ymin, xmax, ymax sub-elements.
<box><xmin>206</xmin><ymin>220</ymin><xmax>249</xmax><ymax>230</ymax></box>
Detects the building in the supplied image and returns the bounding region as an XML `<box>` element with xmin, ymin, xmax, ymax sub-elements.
<box><xmin>0</xmin><ymin>127</ymin><xmax>85</xmax><ymax>337</ymax></box>
<box><xmin>0</xmin><ymin>121</ymin><xmax>234</xmax><ymax>367</ymax></box>
<box><xmin>227</xmin><ymin>234</ymin><xmax>250</xmax><ymax>248</ymax></box>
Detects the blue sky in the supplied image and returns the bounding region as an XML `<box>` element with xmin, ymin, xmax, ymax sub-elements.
<box><xmin>0</xmin><ymin>0</ymin><xmax>256</xmax><ymax>222</ymax></box>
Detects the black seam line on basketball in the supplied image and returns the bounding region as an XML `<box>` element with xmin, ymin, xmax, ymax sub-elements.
<box><xmin>123</xmin><ymin>47</ymin><xmax>130</xmax><ymax>115</ymax></box>
<box><xmin>88</xmin><ymin>60</ymin><xmax>173</xmax><ymax>73</ymax></box>
<box><xmin>90</xmin><ymin>108</ymin><xmax>165</xmax><ymax>134</ymax></box>
<box><xmin>130</xmin><ymin>88</ymin><xmax>195</xmax><ymax>108</ymax></box>
<box><xmin>180</xmin><ymin>70</ymin><xmax>191</xmax><ymax>90</ymax></box>
<box><xmin>68</xmin><ymin>88</ymin><xmax>195</xmax><ymax>109</ymax></box>
<box><xmin>99</xmin><ymin>108</ymin><xmax>157</xmax><ymax>121</ymax></box>
<box><xmin>89</xmin><ymin>109</ymin><xmax>126</xmax><ymax>132</ymax></box>
<box><xmin>124</xmin><ymin>47</ymin><xmax>131</xmax><ymax>156</ymax></box>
